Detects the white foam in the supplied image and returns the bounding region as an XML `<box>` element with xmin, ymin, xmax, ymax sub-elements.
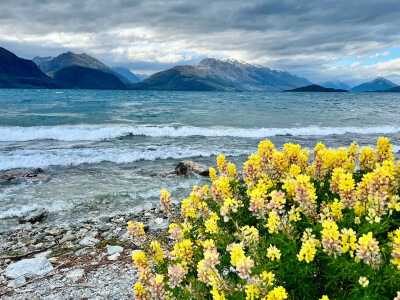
<box><xmin>130</xmin><ymin>181</ymin><xmax>196</xmax><ymax>200</ymax></box>
<box><xmin>0</xmin><ymin>145</ymin><xmax>252</xmax><ymax>170</ymax></box>
<box><xmin>1</xmin><ymin>125</ymin><xmax>400</xmax><ymax>142</ymax></box>
<box><xmin>0</xmin><ymin>200</ymin><xmax>73</xmax><ymax>219</ymax></box>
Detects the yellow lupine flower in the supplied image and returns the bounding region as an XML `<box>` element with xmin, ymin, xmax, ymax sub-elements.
<box><xmin>211</xmin><ymin>288</ymin><xmax>226</xmax><ymax>300</ymax></box>
<box><xmin>330</xmin><ymin>199</ymin><xmax>343</xmax><ymax>220</ymax></box>
<box><xmin>217</xmin><ymin>154</ymin><xmax>227</xmax><ymax>174</ymax></box>
<box><xmin>209</xmin><ymin>167</ymin><xmax>218</xmax><ymax>182</ymax></box>
<box><xmin>358</xmin><ymin>276</ymin><xmax>369</xmax><ymax>287</ymax></box>
<box><xmin>212</xmin><ymin>174</ymin><xmax>232</xmax><ymax>204</ymax></box>
<box><xmin>377</xmin><ymin>136</ymin><xmax>394</xmax><ymax>163</ymax></box>
<box><xmin>260</xmin><ymin>270</ymin><xmax>275</xmax><ymax>287</ymax></box>
<box><xmin>341</xmin><ymin>228</ymin><xmax>357</xmax><ymax>257</ymax></box>
<box><xmin>245</xmin><ymin>284</ymin><xmax>259</xmax><ymax>300</ymax></box>
<box><xmin>266</xmin><ymin>286</ymin><xmax>287</xmax><ymax>300</ymax></box>
<box><xmin>181</xmin><ymin>198</ymin><xmax>197</xmax><ymax>219</ymax></box>
<box><xmin>229</xmin><ymin>243</ymin><xmax>245</xmax><ymax>267</ymax></box>
<box><xmin>205</xmin><ymin>212</ymin><xmax>220</xmax><ymax>234</ymax></box>
<box><xmin>227</xmin><ymin>162</ymin><xmax>238</xmax><ymax>180</ymax></box>
<box><xmin>266</xmin><ymin>211</ymin><xmax>279</xmax><ymax>234</ymax></box>
<box><xmin>171</xmin><ymin>239</ymin><xmax>193</xmax><ymax>264</ymax></box>
<box><xmin>134</xmin><ymin>282</ymin><xmax>147</xmax><ymax>298</ymax></box>
<box><xmin>267</xmin><ymin>245</ymin><xmax>281</xmax><ymax>261</ymax></box>
<box><xmin>359</xmin><ymin>146</ymin><xmax>376</xmax><ymax>170</ymax></box>
<box><xmin>150</xmin><ymin>240</ymin><xmax>164</xmax><ymax>264</ymax></box>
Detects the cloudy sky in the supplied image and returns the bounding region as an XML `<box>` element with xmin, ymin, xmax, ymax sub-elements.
<box><xmin>1</xmin><ymin>0</ymin><xmax>400</xmax><ymax>84</ymax></box>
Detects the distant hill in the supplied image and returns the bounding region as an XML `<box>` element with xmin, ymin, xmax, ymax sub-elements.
<box><xmin>0</xmin><ymin>47</ymin><xmax>60</xmax><ymax>88</ymax></box>
<box><xmin>32</xmin><ymin>56</ymin><xmax>54</xmax><ymax>65</ymax></box>
<box><xmin>284</xmin><ymin>84</ymin><xmax>348</xmax><ymax>92</ymax></box>
<box><xmin>135</xmin><ymin>73</ymin><xmax>149</xmax><ymax>81</ymax></box>
<box><xmin>112</xmin><ymin>67</ymin><xmax>140</xmax><ymax>83</ymax></box>
<box><xmin>319</xmin><ymin>81</ymin><xmax>351</xmax><ymax>90</ymax></box>
<box><xmin>350</xmin><ymin>77</ymin><xmax>398</xmax><ymax>92</ymax></box>
<box><xmin>132</xmin><ymin>58</ymin><xmax>312</xmax><ymax>91</ymax></box>
<box><xmin>53</xmin><ymin>66</ymin><xmax>127</xmax><ymax>90</ymax></box>
<box><xmin>37</xmin><ymin>51</ymin><xmax>131</xmax><ymax>84</ymax></box>
<box><xmin>384</xmin><ymin>86</ymin><xmax>400</xmax><ymax>92</ymax></box>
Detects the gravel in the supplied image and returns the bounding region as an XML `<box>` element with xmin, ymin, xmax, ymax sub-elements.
<box><xmin>0</xmin><ymin>205</ymin><xmax>177</xmax><ymax>300</ymax></box>
<box><xmin>1</xmin><ymin>245</ymin><xmax>139</xmax><ymax>299</ymax></box>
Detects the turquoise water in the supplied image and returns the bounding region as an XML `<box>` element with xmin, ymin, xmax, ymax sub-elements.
<box><xmin>1</xmin><ymin>89</ymin><xmax>400</xmax><ymax>225</ymax></box>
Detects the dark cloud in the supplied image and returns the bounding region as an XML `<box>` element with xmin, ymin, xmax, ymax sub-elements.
<box><xmin>0</xmin><ymin>0</ymin><xmax>400</xmax><ymax>81</ymax></box>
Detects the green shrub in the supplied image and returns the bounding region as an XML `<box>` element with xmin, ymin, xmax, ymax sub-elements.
<box><xmin>128</xmin><ymin>137</ymin><xmax>400</xmax><ymax>300</ymax></box>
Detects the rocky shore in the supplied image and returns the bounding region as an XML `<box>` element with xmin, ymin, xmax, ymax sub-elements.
<box><xmin>0</xmin><ymin>206</ymin><xmax>171</xmax><ymax>299</ymax></box>
<box><xmin>0</xmin><ymin>160</ymin><xmax>210</xmax><ymax>298</ymax></box>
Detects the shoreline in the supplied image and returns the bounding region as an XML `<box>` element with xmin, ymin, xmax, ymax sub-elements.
<box><xmin>0</xmin><ymin>205</ymin><xmax>171</xmax><ymax>299</ymax></box>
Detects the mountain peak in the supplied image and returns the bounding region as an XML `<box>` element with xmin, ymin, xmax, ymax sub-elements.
<box><xmin>0</xmin><ymin>47</ymin><xmax>19</xmax><ymax>60</ymax></box>
<box><xmin>351</xmin><ymin>77</ymin><xmax>398</xmax><ymax>92</ymax></box>
<box><xmin>369</xmin><ymin>76</ymin><xmax>393</xmax><ymax>83</ymax></box>
<box><xmin>135</xmin><ymin>57</ymin><xmax>311</xmax><ymax>91</ymax></box>
<box><xmin>197</xmin><ymin>57</ymin><xmax>264</xmax><ymax>69</ymax></box>
<box><xmin>37</xmin><ymin>51</ymin><xmax>110</xmax><ymax>74</ymax></box>
<box><xmin>0</xmin><ymin>46</ymin><xmax>58</xmax><ymax>88</ymax></box>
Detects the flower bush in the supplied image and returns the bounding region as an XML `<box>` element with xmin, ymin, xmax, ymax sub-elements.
<box><xmin>128</xmin><ymin>137</ymin><xmax>400</xmax><ymax>299</ymax></box>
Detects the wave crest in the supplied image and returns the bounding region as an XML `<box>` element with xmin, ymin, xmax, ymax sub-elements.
<box><xmin>1</xmin><ymin>125</ymin><xmax>400</xmax><ymax>142</ymax></box>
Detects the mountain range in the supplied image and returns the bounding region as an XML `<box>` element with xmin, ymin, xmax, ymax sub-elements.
<box><xmin>318</xmin><ymin>81</ymin><xmax>351</xmax><ymax>90</ymax></box>
<box><xmin>133</xmin><ymin>58</ymin><xmax>312</xmax><ymax>91</ymax></box>
<box><xmin>0</xmin><ymin>47</ymin><xmax>59</xmax><ymax>88</ymax></box>
<box><xmin>1</xmin><ymin>46</ymin><xmax>400</xmax><ymax>91</ymax></box>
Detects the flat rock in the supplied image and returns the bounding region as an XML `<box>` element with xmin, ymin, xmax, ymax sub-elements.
<box><xmin>75</xmin><ymin>248</ymin><xmax>87</xmax><ymax>256</ymax></box>
<box><xmin>34</xmin><ymin>250</ymin><xmax>52</xmax><ymax>258</ymax></box>
<box><xmin>1</xmin><ymin>170</ymin><xmax>25</xmax><ymax>181</ymax></box>
<box><xmin>148</xmin><ymin>217</ymin><xmax>169</xmax><ymax>231</ymax></box>
<box><xmin>65</xmin><ymin>269</ymin><xmax>85</xmax><ymax>282</ymax></box>
<box><xmin>99</xmin><ymin>216</ymin><xmax>112</xmax><ymax>223</ymax></box>
<box><xmin>173</xmin><ymin>160</ymin><xmax>209</xmax><ymax>176</ymax></box>
<box><xmin>107</xmin><ymin>253</ymin><xmax>120</xmax><ymax>261</ymax></box>
<box><xmin>79</xmin><ymin>237</ymin><xmax>99</xmax><ymax>247</ymax></box>
<box><xmin>107</xmin><ymin>245</ymin><xmax>124</xmax><ymax>255</ymax></box>
<box><xmin>59</xmin><ymin>233</ymin><xmax>74</xmax><ymax>243</ymax></box>
<box><xmin>7</xmin><ymin>276</ymin><xmax>26</xmax><ymax>288</ymax></box>
<box><xmin>18</xmin><ymin>208</ymin><xmax>48</xmax><ymax>224</ymax></box>
<box><xmin>97</xmin><ymin>224</ymin><xmax>110</xmax><ymax>231</ymax></box>
<box><xmin>5</xmin><ymin>257</ymin><xmax>53</xmax><ymax>279</ymax></box>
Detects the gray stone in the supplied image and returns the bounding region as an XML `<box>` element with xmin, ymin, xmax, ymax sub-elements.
<box><xmin>5</xmin><ymin>257</ymin><xmax>53</xmax><ymax>279</ymax></box>
<box><xmin>7</xmin><ymin>276</ymin><xmax>26</xmax><ymax>288</ymax></box>
<box><xmin>173</xmin><ymin>160</ymin><xmax>209</xmax><ymax>176</ymax></box>
<box><xmin>131</xmin><ymin>249</ymin><xmax>142</xmax><ymax>256</ymax></box>
<box><xmin>99</xmin><ymin>216</ymin><xmax>112</xmax><ymax>223</ymax></box>
<box><xmin>75</xmin><ymin>248</ymin><xmax>87</xmax><ymax>256</ymax></box>
<box><xmin>148</xmin><ymin>218</ymin><xmax>169</xmax><ymax>231</ymax></box>
<box><xmin>1</xmin><ymin>170</ymin><xmax>25</xmax><ymax>181</ymax></box>
<box><xmin>98</xmin><ymin>224</ymin><xmax>110</xmax><ymax>231</ymax></box>
<box><xmin>60</xmin><ymin>233</ymin><xmax>74</xmax><ymax>244</ymax></box>
<box><xmin>65</xmin><ymin>269</ymin><xmax>85</xmax><ymax>282</ymax></box>
<box><xmin>85</xmin><ymin>230</ymin><xmax>99</xmax><ymax>238</ymax></box>
<box><xmin>108</xmin><ymin>253</ymin><xmax>120</xmax><ymax>261</ymax></box>
<box><xmin>46</xmin><ymin>228</ymin><xmax>63</xmax><ymax>236</ymax></box>
<box><xmin>79</xmin><ymin>237</ymin><xmax>99</xmax><ymax>247</ymax></box>
<box><xmin>107</xmin><ymin>245</ymin><xmax>124</xmax><ymax>255</ymax></box>
<box><xmin>18</xmin><ymin>208</ymin><xmax>48</xmax><ymax>224</ymax></box>
<box><xmin>34</xmin><ymin>250</ymin><xmax>52</xmax><ymax>258</ymax></box>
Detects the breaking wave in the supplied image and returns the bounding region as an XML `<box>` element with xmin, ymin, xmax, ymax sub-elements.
<box><xmin>1</xmin><ymin>125</ymin><xmax>400</xmax><ymax>142</ymax></box>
